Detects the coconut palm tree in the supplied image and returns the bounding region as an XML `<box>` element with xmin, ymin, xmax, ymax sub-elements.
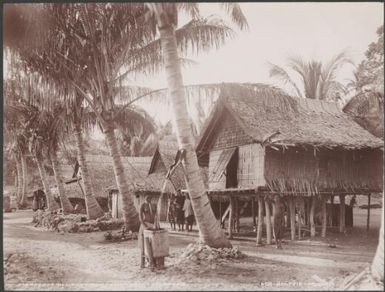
<box><xmin>145</xmin><ymin>3</ymin><xmax>248</xmax><ymax>247</ymax></box>
<box><xmin>268</xmin><ymin>52</ymin><xmax>353</xmax><ymax>101</ymax></box>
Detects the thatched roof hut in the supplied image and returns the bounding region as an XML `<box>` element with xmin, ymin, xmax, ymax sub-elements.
<box><xmin>343</xmin><ymin>90</ymin><xmax>384</xmax><ymax>139</ymax></box>
<box><xmin>64</xmin><ymin>154</ymin><xmax>154</xmax><ymax>198</ymax></box>
<box><xmin>196</xmin><ymin>84</ymin><xmax>383</xmax><ymax>197</ymax></box>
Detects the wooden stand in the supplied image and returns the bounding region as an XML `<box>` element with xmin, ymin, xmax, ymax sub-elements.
<box><xmin>235</xmin><ymin>198</ymin><xmax>240</xmax><ymax>233</ymax></box>
<box><xmin>265</xmin><ymin>198</ymin><xmax>272</xmax><ymax>245</ymax></box>
<box><xmin>256</xmin><ymin>196</ymin><xmax>264</xmax><ymax>245</ymax></box>
<box><xmin>310</xmin><ymin>196</ymin><xmax>316</xmax><ymax>237</ymax></box>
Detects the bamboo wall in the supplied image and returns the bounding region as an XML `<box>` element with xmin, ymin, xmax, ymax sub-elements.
<box><xmin>264</xmin><ymin>147</ymin><xmax>383</xmax><ymax>194</ymax></box>
<box><xmin>237</xmin><ymin>143</ymin><xmax>266</xmax><ymax>188</ymax></box>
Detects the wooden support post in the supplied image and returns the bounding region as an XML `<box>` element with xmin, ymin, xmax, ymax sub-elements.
<box><xmin>330</xmin><ymin>195</ymin><xmax>334</xmax><ymax>227</ymax></box>
<box><xmin>298</xmin><ymin>207</ymin><xmax>302</xmax><ymax>240</ymax></box>
<box><xmin>321</xmin><ymin>196</ymin><xmax>327</xmax><ymax>238</ymax></box>
<box><xmin>256</xmin><ymin>196</ymin><xmax>264</xmax><ymax>245</ymax></box>
<box><xmin>219</xmin><ymin>200</ymin><xmax>223</xmax><ymax>228</ymax></box>
<box><xmin>251</xmin><ymin>198</ymin><xmax>256</xmax><ymax>228</ymax></box>
<box><xmin>339</xmin><ymin>194</ymin><xmax>346</xmax><ymax>233</ymax></box>
<box><xmin>236</xmin><ymin>198</ymin><xmax>240</xmax><ymax>233</ymax></box>
<box><xmin>289</xmin><ymin>197</ymin><xmax>295</xmax><ymax>240</ymax></box>
<box><xmin>367</xmin><ymin>194</ymin><xmax>371</xmax><ymax>232</ymax></box>
<box><xmin>265</xmin><ymin>198</ymin><xmax>272</xmax><ymax>245</ymax></box>
<box><xmin>310</xmin><ymin>196</ymin><xmax>316</xmax><ymax>237</ymax></box>
<box><xmin>228</xmin><ymin>196</ymin><xmax>234</xmax><ymax>239</ymax></box>
<box><xmin>286</xmin><ymin>198</ymin><xmax>290</xmax><ymax>228</ymax></box>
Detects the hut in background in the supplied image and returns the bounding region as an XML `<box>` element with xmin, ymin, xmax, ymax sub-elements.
<box><xmin>196</xmin><ymin>84</ymin><xmax>383</xmax><ymax>241</ymax></box>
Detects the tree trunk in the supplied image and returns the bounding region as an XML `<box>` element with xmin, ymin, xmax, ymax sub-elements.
<box><xmin>158</xmin><ymin>25</ymin><xmax>231</xmax><ymax>248</ymax></box>
<box><xmin>339</xmin><ymin>194</ymin><xmax>346</xmax><ymax>233</ymax></box>
<box><xmin>104</xmin><ymin>125</ymin><xmax>140</xmax><ymax>231</ymax></box>
<box><xmin>35</xmin><ymin>155</ymin><xmax>59</xmax><ymax>211</ymax></box>
<box><xmin>50</xmin><ymin>150</ymin><xmax>74</xmax><ymax>214</ymax></box>
<box><xmin>371</xmin><ymin>195</ymin><xmax>384</xmax><ymax>282</ymax></box>
<box><xmin>367</xmin><ymin>194</ymin><xmax>371</xmax><ymax>232</ymax></box>
<box><xmin>74</xmin><ymin>123</ymin><xmax>104</xmax><ymax>219</ymax></box>
<box><xmin>19</xmin><ymin>154</ymin><xmax>27</xmax><ymax>207</ymax></box>
<box><xmin>289</xmin><ymin>197</ymin><xmax>296</xmax><ymax>240</ymax></box>
<box><xmin>15</xmin><ymin>156</ymin><xmax>22</xmax><ymax>205</ymax></box>
<box><xmin>321</xmin><ymin>196</ymin><xmax>327</xmax><ymax>238</ymax></box>
<box><xmin>310</xmin><ymin>196</ymin><xmax>316</xmax><ymax>237</ymax></box>
<box><xmin>265</xmin><ymin>198</ymin><xmax>272</xmax><ymax>245</ymax></box>
<box><xmin>256</xmin><ymin>196</ymin><xmax>264</xmax><ymax>245</ymax></box>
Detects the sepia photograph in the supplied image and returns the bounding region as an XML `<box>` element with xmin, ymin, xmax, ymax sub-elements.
<box><xmin>2</xmin><ymin>2</ymin><xmax>384</xmax><ymax>291</ymax></box>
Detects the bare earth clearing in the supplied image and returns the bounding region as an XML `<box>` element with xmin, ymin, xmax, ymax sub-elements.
<box><xmin>3</xmin><ymin>209</ymin><xmax>382</xmax><ymax>291</ymax></box>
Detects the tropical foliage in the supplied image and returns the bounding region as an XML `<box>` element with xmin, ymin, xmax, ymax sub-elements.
<box><xmin>268</xmin><ymin>52</ymin><xmax>353</xmax><ymax>101</ymax></box>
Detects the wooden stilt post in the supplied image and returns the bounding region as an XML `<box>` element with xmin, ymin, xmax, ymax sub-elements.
<box><xmin>236</xmin><ymin>198</ymin><xmax>240</xmax><ymax>233</ymax></box>
<box><xmin>251</xmin><ymin>197</ymin><xmax>256</xmax><ymax>228</ymax></box>
<box><xmin>366</xmin><ymin>194</ymin><xmax>371</xmax><ymax>232</ymax></box>
<box><xmin>228</xmin><ymin>196</ymin><xmax>234</xmax><ymax>239</ymax></box>
<box><xmin>298</xmin><ymin>197</ymin><xmax>303</xmax><ymax>240</ymax></box>
<box><xmin>256</xmin><ymin>196</ymin><xmax>264</xmax><ymax>245</ymax></box>
<box><xmin>219</xmin><ymin>200</ymin><xmax>223</xmax><ymax>228</ymax></box>
<box><xmin>339</xmin><ymin>194</ymin><xmax>346</xmax><ymax>233</ymax></box>
<box><xmin>310</xmin><ymin>196</ymin><xmax>316</xmax><ymax>237</ymax></box>
<box><xmin>321</xmin><ymin>196</ymin><xmax>327</xmax><ymax>238</ymax></box>
<box><xmin>289</xmin><ymin>197</ymin><xmax>295</xmax><ymax>240</ymax></box>
<box><xmin>330</xmin><ymin>195</ymin><xmax>335</xmax><ymax>227</ymax></box>
<box><xmin>286</xmin><ymin>197</ymin><xmax>290</xmax><ymax>228</ymax></box>
<box><xmin>265</xmin><ymin>197</ymin><xmax>272</xmax><ymax>245</ymax></box>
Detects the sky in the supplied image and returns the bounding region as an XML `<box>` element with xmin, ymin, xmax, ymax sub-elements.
<box><xmin>123</xmin><ymin>2</ymin><xmax>383</xmax><ymax>129</ymax></box>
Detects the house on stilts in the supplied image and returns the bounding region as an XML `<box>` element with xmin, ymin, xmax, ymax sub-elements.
<box><xmin>195</xmin><ymin>84</ymin><xmax>383</xmax><ymax>242</ymax></box>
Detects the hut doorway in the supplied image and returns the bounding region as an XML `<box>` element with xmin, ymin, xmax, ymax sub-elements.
<box><xmin>226</xmin><ymin>149</ymin><xmax>238</xmax><ymax>188</ymax></box>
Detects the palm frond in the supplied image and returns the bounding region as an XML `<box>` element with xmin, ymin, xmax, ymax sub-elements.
<box><xmin>219</xmin><ymin>3</ymin><xmax>249</xmax><ymax>30</ymax></box>
<box><xmin>268</xmin><ymin>62</ymin><xmax>303</xmax><ymax>98</ymax></box>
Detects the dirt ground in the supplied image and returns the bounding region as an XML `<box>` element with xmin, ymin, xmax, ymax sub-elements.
<box><xmin>3</xmin><ymin>208</ymin><xmax>383</xmax><ymax>291</ymax></box>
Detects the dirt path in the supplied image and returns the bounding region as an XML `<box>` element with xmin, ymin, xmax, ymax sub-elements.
<box><xmin>3</xmin><ymin>210</ymin><xmax>382</xmax><ymax>291</ymax></box>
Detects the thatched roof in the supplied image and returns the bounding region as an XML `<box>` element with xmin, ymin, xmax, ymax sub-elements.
<box><xmin>343</xmin><ymin>90</ymin><xmax>384</xmax><ymax>139</ymax></box>
<box><xmin>64</xmin><ymin>155</ymin><xmax>155</xmax><ymax>198</ymax></box>
<box><xmin>197</xmin><ymin>84</ymin><xmax>383</xmax><ymax>152</ymax></box>
<box><xmin>147</xmin><ymin>136</ymin><xmax>209</xmax><ymax>193</ymax></box>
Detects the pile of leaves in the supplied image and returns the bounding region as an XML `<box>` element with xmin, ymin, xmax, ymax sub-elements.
<box><xmin>32</xmin><ymin>210</ymin><xmax>125</xmax><ymax>233</ymax></box>
<box><xmin>175</xmin><ymin>243</ymin><xmax>246</xmax><ymax>265</ymax></box>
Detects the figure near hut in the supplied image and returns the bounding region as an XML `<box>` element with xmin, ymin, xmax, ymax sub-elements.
<box><xmin>168</xmin><ymin>194</ymin><xmax>177</xmax><ymax>231</ymax></box>
<box><xmin>175</xmin><ymin>190</ymin><xmax>185</xmax><ymax>231</ymax></box>
<box><xmin>183</xmin><ymin>194</ymin><xmax>195</xmax><ymax>232</ymax></box>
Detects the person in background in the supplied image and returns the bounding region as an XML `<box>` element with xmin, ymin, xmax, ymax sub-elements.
<box><xmin>175</xmin><ymin>190</ymin><xmax>185</xmax><ymax>231</ymax></box>
<box><xmin>183</xmin><ymin>194</ymin><xmax>194</xmax><ymax>232</ymax></box>
<box><xmin>350</xmin><ymin>195</ymin><xmax>357</xmax><ymax>207</ymax></box>
<box><xmin>168</xmin><ymin>194</ymin><xmax>177</xmax><ymax>231</ymax></box>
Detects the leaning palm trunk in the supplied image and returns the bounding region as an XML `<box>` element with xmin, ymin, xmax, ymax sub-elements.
<box><xmin>50</xmin><ymin>150</ymin><xmax>74</xmax><ymax>214</ymax></box>
<box><xmin>15</xmin><ymin>156</ymin><xmax>23</xmax><ymax>205</ymax></box>
<box><xmin>34</xmin><ymin>155</ymin><xmax>59</xmax><ymax>211</ymax></box>
<box><xmin>104</xmin><ymin>124</ymin><xmax>140</xmax><ymax>231</ymax></box>
<box><xmin>159</xmin><ymin>25</ymin><xmax>231</xmax><ymax>248</ymax></box>
<box><xmin>371</xmin><ymin>195</ymin><xmax>384</xmax><ymax>282</ymax></box>
<box><xmin>19</xmin><ymin>154</ymin><xmax>27</xmax><ymax>207</ymax></box>
<box><xmin>74</xmin><ymin>123</ymin><xmax>104</xmax><ymax>219</ymax></box>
